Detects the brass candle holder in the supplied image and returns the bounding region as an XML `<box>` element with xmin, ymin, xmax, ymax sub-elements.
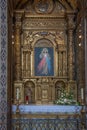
<box><xmin>16</xmin><ymin>100</ymin><xmax>20</xmax><ymax>113</ymax></box>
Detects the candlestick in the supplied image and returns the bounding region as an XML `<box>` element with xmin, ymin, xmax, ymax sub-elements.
<box><xmin>81</xmin><ymin>88</ymin><xmax>84</xmax><ymax>100</ymax></box>
<box><xmin>16</xmin><ymin>88</ymin><xmax>19</xmax><ymax>100</ymax></box>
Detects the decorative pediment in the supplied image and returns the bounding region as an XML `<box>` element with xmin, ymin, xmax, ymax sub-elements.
<box><xmin>14</xmin><ymin>0</ymin><xmax>77</xmax><ymax>14</ymax></box>
<box><xmin>25</xmin><ymin>0</ymin><xmax>65</xmax><ymax>14</ymax></box>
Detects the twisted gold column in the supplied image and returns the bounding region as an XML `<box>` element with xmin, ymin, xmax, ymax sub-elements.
<box><xmin>27</xmin><ymin>51</ymin><xmax>31</xmax><ymax>77</ymax></box>
<box><xmin>23</xmin><ymin>51</ymin><xmax>26</xmax><ymax>78</ymax></box>
<box><xmin>14</xmin><ymin>12</ymin><xmax>23</xmax><ymax>80</ymax></box>
<box><xmin>67</xmin><ymin>14</ymin><xmax>75</xmax><ymax>80</ymax></box>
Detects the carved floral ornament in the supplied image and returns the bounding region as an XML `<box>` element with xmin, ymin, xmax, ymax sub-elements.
<box><xmin>23</xmin><ymin>30</ymin><xmax>65</xmax><ymax>47</ymax></box>
<box><xmin>22</xmin><ymin>19</ymin><xmax>66</xmax><ymax>30</ymax></box>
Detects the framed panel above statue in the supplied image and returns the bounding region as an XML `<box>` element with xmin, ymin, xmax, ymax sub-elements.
<box><xmin>34</xmin><ymin>39</ymin><xmax>54</xmax><ymax>77</ymax></box>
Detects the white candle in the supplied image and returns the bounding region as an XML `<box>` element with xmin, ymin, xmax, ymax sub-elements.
<box><xmin>81</xmin><ymin>88</ymin><xmax>84</xmax><ymax>100</ymax></box>
<box><xmin>16</xmin><ymin>88</ymin><xmax>19</xmax><ymax>100</ymax></box>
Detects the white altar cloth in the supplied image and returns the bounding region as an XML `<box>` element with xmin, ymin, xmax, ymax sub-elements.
<box><xmin>12</xmin><ymin>105</ymin><xmax>82</xmax><ymax>114</ymax></box>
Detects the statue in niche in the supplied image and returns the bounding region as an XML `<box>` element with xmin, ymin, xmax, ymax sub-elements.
<box><xmin>24</xmin><ymin>81</ymin><xmax>35</xmax><ymax>104</ymax></box>
<box><xmin>25</xmin><ymin>88</ymin><xmax>32</xmax><ymax>104</ymax></box>
<box><xmin>55</xmin><ymin>81</ymin><xmax>66</xmax><ymax>99</ymax></box>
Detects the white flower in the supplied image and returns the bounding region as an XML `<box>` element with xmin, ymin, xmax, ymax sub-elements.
<box><xmin>64</xmin><ymin>98</ymin><xmax>67</xmax><ymax>102</ymax></box>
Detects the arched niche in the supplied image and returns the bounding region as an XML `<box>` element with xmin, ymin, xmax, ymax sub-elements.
<box><xmin>55</xmin><ymin>80</ymin><xmax>66</xmax><ymax>100</ymax></box>
<box><xmin>34</xmin><ymin>38</ymin><xmax>53</xmax><ymax>47</ymax></box>
<box><xmin>24</xmin><ymin>81</ymin><xmax>35</xmax><ymax>104</ymax></box>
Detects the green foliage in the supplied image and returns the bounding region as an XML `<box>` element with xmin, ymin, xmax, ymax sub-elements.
<box><xmin>54</xmin><ymin>90</ymin><xmax>79</xmax><ymax>105</ymax></box>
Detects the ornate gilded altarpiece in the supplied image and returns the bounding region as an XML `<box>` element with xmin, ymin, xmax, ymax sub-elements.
<box><xmin>13</xmin><ymin>0</ymin><xmax>78</xmax><ymax>105</ymax></box>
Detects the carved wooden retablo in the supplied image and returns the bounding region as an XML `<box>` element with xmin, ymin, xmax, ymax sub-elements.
<box><xmin>13</xmin><ymin>0</ymin><xmax>78</xmax><ymax>105</ymax></box>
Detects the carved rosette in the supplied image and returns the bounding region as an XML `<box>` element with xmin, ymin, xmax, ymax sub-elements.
<box><xmin>34</xmin><ymin>0</ymin><xmax>54</xmax><ymax>14</ymax></box>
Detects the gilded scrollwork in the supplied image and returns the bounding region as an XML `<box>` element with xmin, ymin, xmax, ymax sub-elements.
<box><xmin>55</xmin><ymin>31</ymin><xmax>65</xmax><ymax>45</ymax></box>
<box><xmin>25</xmin><ymin>31</ymin><xmax>34</xmax><ymax>44</ymax></box>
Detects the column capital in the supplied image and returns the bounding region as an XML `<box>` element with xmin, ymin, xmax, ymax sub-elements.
<box><xmin>14</xmin><ymin>10</ymin><xmax>24</xmax><ymax>27</ymax></box>
<box><xmin>67</xmin><ymin>13</ymin><xmax>76</xmax><ymax>30</ymax></box>
<box><xmin>14</xmin><ymin>10</ymin><xmax>24</xmax><ymax>18</ymax></box>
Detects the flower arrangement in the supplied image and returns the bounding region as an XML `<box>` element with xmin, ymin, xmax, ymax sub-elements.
<box><xmin>54</xmin><ymin>90</ymin><xmax>79</xmax><ymax>105</ymax></box>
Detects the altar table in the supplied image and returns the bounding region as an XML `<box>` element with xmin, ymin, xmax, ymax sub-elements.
<box><xmin>12</xmin><ymin>105</ymin><xmax>82</xmax><ymax>114</ymax></box>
